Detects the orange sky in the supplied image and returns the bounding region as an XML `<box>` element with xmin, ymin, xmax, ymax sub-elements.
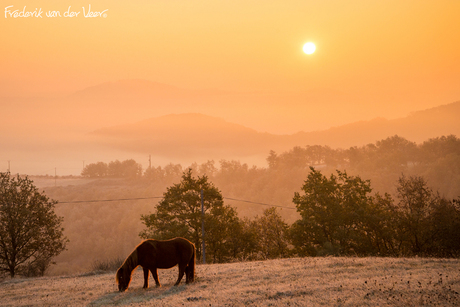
<box><xmin>2</xmin><ymin>0</ymin><xmax>459</xmax><ymax>102</ymax></box>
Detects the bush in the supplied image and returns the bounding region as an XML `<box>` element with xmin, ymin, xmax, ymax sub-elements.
<box><xmin>90</xmin><ymin>257</ymin><xmax>124</xmax><ymax>272</ymax></box>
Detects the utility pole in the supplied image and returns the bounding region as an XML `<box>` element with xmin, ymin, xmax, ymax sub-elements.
<box><xmin>148</xmin><ymin>155</ymin><xmax>151</xmax><ymax>169</ymax></box>
<box><xmin>201</xmin><ymin>189</ymin><xmax>206</xmax><ymax>264</ymax></box>
<box><xmin>7</xmin><ymin>161</ymin><xmax>10</xmax><ymax>173</ymax></box>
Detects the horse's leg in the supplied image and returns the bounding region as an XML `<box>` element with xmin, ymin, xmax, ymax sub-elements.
<box><xmin>151</xmin><ymin>268</ymin><xmax>161</xmax><ymax>287</ymax></box>
<box><xmin>185</xmin><ymin>266</ymin><xmax>190</xmax><ymax>283</ymax></box>
<box><xmin>185</xmin><ymin>265</ymin><xmax>192</xmax><ymax>283</ymax></box>
<box><xmin>142</xmin><ymin>267</ymin><xmax>149</xmax><ymax>289</ymax></box>
<box><xmin>174</xmin><ymin>264</ymin><xmax>186</xmax><ymax>286</ymax></box>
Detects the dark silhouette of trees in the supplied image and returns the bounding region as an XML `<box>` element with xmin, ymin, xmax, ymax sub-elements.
<box><xmin>252</xmin><ymin>208</ymin><xmax>290</xmax><ymax>259</ymax></box>
<box><xmin>139</xmin><ymin>169</ymin><xmax>239</xmax><ymax>263</ymax></box>
<box><xmin>108</xmin><ymin>159</ymin><xmax>142</xmax><ymax>178</ymax></box>
<box><xmin>144</xmin><ymin>163</ymin><xmax>183</xmax><ymax>185</ymax></box>
<box><xmin>394</xmin><ymin>175</ymin><xmax>460</xmax><ymax>256</ymax></box>
<box><xmin>292</xmin><ymin>167</ymin><xmax>385</xmax><ymax>256</ymax></box>
<box><xmin>81</xmin><ymin>159</ymin><xmax>142</xmax><ymax>178</ymax></box>
<box><xmin>394</xmin><ymin>175</ymin><xmax>437</xmax><ymax>255</ymax></box>
<box><xmin>428</xmin><ymin>197</ymin><xmax>460</xmax><ymax>257</ymax></box>
<box><xmin>0</xmin><ymin>173</ymin><xmax>67</xmax><ymax>277</ymax></box>
<box><xmin>264</xmin><ymin>134</ymin><xmax>460</xmax><ymax>200</ymax></box>
<box><xmin>81</xmin><ymin>162</ymin><xmax>108</xmax><ymax>178</ymax></box>
<box><xmin>418</xmin><ymin>135</ymin><xmax>460</xmax><ymax>164</ymax></box>
<box><xmin>290</xmin><ymin>168</ymin><xmax>460</xmax><ymax>257</ymax></box>
<box><xmin>203</xmin><ymin>203</ymin><xmax>242</xmax><ymax>263</ymax></box>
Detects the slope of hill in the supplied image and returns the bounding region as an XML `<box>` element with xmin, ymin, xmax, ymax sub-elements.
<box><xmin>91</xmin><ymin>101</ymin><xmax>460</xmax><ymax>161</ymax></box>
<box><xmin>91</xmin><ymin>113</ymin><xmax>283</xmax><ymax>159</ymax></box>
<box><xmin>292</xmin><ymin>100</ymin><xmax>460</xmax><ymax>147</ymax></box>
<box><xmin>1</xmin><ymin>257</ymin><xmax>458</xmax><ymax>306</ymax></box>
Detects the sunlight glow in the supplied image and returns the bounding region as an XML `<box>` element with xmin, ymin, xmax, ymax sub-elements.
<box><xmin>303</xmin><ymin>42</ymin><xmax>316</xmax><ymax>54</ymax></box>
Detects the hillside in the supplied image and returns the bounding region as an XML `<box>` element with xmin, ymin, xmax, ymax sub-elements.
<box><xmin>61</xmin><ymin>79</ymin><xmax>374</xmax><ymax>134</ymax></box>
<box><xmin>91</xmin><ymin>113</ymin><xmax>282</xmax><ymax>159</ymax></box>
<box><xmin>1</xmin><ymin>257</ymin><xmax>458</xmax><ymax>306</ymax></box>
<box><xmin>91</xmin><ymin>101</ymin><xmax>460</xmax><ymax>160</ymax></box>
<box><xmin>293</xmin><ymin>101</ymin><xmax>460</xmax><ymax>147</ymax></box>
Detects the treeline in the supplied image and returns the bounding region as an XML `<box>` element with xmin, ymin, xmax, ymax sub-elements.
<box><xmin>80</xmin><ymin>134</ymin><xmax>460</xmax><ymax>224</ymax></box>
<box><xmin>269</xmin><ymin>134</ymin><xmax>460</xmax><ymax>170</ymax></box>
<box><xmin>268</xmin><ymin>134</ymin><xmax>460</xmax><ymax>197</ymax></box>
<box><xmin>81</xmin><ymin>159</ymin><xmax>142</xmax><ymax>178</ymax></box>
<box><xmin>289</xmin><ymin>169</ymin><xmax>460</xmax><ymax>258</ymax></box>
<box><xmin>81</xmin><ymin>135</ymin><xmax>460</xmax><ymax>199</ymax></box>
<box><xmin>72</xmin><ymin>134</ymin><xmax>460</xmax><ymax>263</ymax></box>
<box><xmin>140</xmin><ymin>168</ymin><xmax>460</xmax><ymax>262</ymax></box>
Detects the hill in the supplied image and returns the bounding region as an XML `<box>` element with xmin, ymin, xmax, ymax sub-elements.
<box><xmin>91</xmin><ymin>113</ymin><xmax>282</xmax><ymax>159</ymax></box>
<box><xmin>1</xmin><ymin>257</ymin><xmax>458</xmax><ymax>306</ymax></box>
<box><xmin>63</xmin><ymin>79</ymin><xmax>367</xmax><ymax>134</ymax></box>
<box><xmin>91</xmin><ymin>101</ymin><xmax>460</xmax><ymax>161</ymax></box>
<box><xmin>293</xmin><ymin>100</ymin><xmax>460</xmax><ymax>147</ymax></box>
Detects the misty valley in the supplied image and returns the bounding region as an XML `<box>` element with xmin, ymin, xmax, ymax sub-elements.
<box><xmin>25</xmin><ymin>134</ymin><xmax>460</xmax><ymax>276</ymax></box>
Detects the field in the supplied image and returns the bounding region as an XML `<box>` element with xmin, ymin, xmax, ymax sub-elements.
<box><xmin>1</xmin><ymin>257</ymin><xmax>459</xmax><ymax>306</ymax></box>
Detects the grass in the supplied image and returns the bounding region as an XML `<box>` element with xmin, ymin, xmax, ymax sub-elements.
<box><xmin>90</xmin><ymin>257</ymin><xmax>125</xmax><ymax>273</ymax></box>
<box><xmin>0</xmin><ymin>257</ymin><xmax>459</xmax><ymax>306</ymax></box>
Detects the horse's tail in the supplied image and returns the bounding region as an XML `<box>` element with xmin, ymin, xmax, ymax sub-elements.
<box><xmin>189</xmin><ymin>243</ymin><xmax>196</xmax><ymax>282</ymax></box>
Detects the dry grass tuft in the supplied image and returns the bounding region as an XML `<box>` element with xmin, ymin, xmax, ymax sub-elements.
<box><xmin>90</xmin><ymin>257</ymin><xmax>125</xmax><ymax>273</ymax></box>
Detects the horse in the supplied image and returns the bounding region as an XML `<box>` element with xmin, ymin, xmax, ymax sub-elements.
<box><xmin>115</xmin><ymin>237</ymin><xmax>195</xmax><ymax>292</ymax></box>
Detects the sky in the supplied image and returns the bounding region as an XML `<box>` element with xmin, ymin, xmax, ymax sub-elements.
<box><xmin>1</xmin><ymin>0</ymin><xmax>460</xmax><ymax>174</ymax></box>
<box><xmin>2</xmin><ymin>1</ymin><xmax>459</xmax><ymax>99</ymax></box>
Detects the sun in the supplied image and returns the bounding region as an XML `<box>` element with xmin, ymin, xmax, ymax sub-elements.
<box><xmin>303</xmin><ymin>42</ymin><xmax>316</xmax><ymax>55</ymax></box>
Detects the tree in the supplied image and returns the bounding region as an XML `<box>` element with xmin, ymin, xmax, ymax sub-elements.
<box><xmin>253</xmin><ymin>207</ymin><xmax>290</xmax><ymax>259</ymax></box>
<box><xmin>292</xmin><ymin>167</ymin><xmax>344</xmax><ymax>255</ymax></box>
<box><xmin>429</xmin><ymin>197</ymin><xmax>460</xmax><ymax>257</ymax></box>
<box><xmin>364</xmin><ymin>193</ymin><xmax>399</xmax><ymax>256</ymax></box>
<box><xmin>108</xmin><ymin>159</ymin><xmax>142</xmax><ymax>178</ymax></box>
<box><xmin>394</xmin><ymin>175</ymin><xmax>459</xmax><ymax>256</ymax></box>
<box><xmin>374</xmin><ymin>135</ymin><xmax>418</xmax><ymax>170</ymax></box>
<box><xmin>419</xmin><ymin>135</ymin><xmax>460</xmax><ymax>164</ymax></box>
<box><xmin>291</xmin><ymin>167</ymin><xmax>394</xmax><ymax>256</ymax></box>
<box><xmin>81</xmin><ymin>162</ymin><xmax>108</xmax><ymax>178</ymax></box>
<box><xmin>0</xmin><ymin>173</ymin><xmax>68</xmax><ymax>277</ymax></box>
<box><xmin>267</xmin><ymin>150</ymin><xmax>279</xmax><ymax>169</ymax></box>
<box><xmin>204</xmin><ymin>204</ymin><xmax>242</xmax><ymax>263</ymax></box>
<box><xmin>140</xmin><ymin>169</ymin><xmax>240</xmax><ymax>262</ymax></box>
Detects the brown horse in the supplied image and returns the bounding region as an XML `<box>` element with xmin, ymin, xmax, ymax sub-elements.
<box><xmin>115</xmin><ymin>237</ymin><xmax>195</xmax><ymax>292</ymax></box>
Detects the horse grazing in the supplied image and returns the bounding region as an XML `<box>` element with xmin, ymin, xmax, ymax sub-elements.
<box><xmin>116</xmin><ymin>237</ymin><xmax>195</xmax><ymax>292</ymax></box>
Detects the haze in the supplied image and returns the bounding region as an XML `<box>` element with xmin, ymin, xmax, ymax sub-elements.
<box><xmin>1</xmin><ymin>0</ymin><xmax>460</xmax><ymax>175</ymax></box>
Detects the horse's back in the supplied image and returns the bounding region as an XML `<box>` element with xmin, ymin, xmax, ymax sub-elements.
<box><xmin>138</xmin><ymin>238</ymin><xmax>194</xmax><ymax>269</ymax></box>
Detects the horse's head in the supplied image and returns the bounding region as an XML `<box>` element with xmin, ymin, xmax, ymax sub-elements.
<box><xmin>116</xmin><ymin>267</ymin><xmax>131</xmax><ymax>292</ymax></box>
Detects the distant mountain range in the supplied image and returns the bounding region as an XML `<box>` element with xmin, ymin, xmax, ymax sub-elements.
<box><xmin>62</xmin><ymin>79</ymin><xmax>407</xmax><ymax>134</ymax></box>
<box><xmin>91</xmin><ymin>101</ymin><xmax>460</xmax><ymax>160</ymax></box>
<box><xmin>2</xmin><ymin>79</ymin><xmax>458</xmax><ymax>174</ymax></box>
<box><xmin>4</xmin><ymin>78</ymin><xmax>454</xmax><ymax>138</ymax></box>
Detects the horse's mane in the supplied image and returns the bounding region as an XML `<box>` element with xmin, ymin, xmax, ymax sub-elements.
<box><xmin>115</xmin><ymin>248</ymin><xmax>138</xmax><ymax>283</ymax></box>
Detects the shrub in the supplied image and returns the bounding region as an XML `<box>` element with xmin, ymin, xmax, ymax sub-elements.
<box><xmin>90</xmin><ymin>257</ymin><xmax>124</xmax><ymax>272</ymax></box>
